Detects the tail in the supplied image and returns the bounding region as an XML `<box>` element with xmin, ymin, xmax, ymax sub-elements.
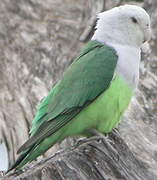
<box><xmin>7</xmin><ymin>132</ymin><xmax>62</xmax><ymax>173</ymax></box>
<box><xmin>6</xmin><ymin>146</ymin><xmax>34</xmax><ymax>173</ymax></box>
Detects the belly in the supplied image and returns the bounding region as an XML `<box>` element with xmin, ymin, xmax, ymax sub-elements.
<box><xmin>62</xmin><ymin>75</ymin><xmax>133</xmax><ymax>137</ymax></box>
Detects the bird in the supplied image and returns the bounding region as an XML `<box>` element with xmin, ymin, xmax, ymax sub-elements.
<box><xmin>8</xmin><ymin>4</ymin><xmax>151</xmax><ymax>172</ymax></box>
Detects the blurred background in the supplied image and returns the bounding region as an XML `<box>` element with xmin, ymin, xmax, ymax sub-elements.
<box><xmin>0</xmin><ymin>0</ymin><xmax>156</xmax><ymax>177</ymax></box>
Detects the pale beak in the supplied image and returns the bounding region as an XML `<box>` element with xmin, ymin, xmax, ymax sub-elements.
<box><xmin>143</xmin><ymin>27</ymin><xmax>151</xmax><ymax>43</ymax></box>
<box><xmin>141</xmin><ymin>27</ymin><xmax>151</xmax><ymax>53</ymax></box>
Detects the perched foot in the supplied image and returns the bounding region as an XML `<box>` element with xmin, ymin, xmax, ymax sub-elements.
<box><xmin>74</xmin><ymin>129</ymin><xmax>112</xmax><ymax>147</ymax></box>
<box><xmin>86</xmin><ymin>129</ymin><xmax>113</xmax><ymax>144</ymax></box>
<box><xmin>74</xmin><ymin>136</ymin><xmax>102</xmax><ymax>147</ymax></box>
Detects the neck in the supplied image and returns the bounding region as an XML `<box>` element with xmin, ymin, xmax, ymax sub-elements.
<box><xmin>111</xmin><ymin>43</ymin><xmax>141</xmax><ymax>89</ymax></box>
<box><xmin>91</xmin><ymin>37</ymin><xmax>141</xmax><ymax>89</ymax></box>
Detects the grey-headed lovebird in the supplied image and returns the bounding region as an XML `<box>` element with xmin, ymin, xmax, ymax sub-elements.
<box><xmin>8</xmin><ymin>5</ymin><xmax>151</xmax><ymax>172</ymax></box>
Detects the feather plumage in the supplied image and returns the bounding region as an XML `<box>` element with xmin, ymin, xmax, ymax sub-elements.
<box><xmin>8</xmin><ymin>40</ymin><xmax>118</xmax><ymax>171</ymax></box>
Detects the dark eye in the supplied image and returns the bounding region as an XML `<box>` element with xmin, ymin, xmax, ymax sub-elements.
<box><xmin>131</xmin><ymin>17</ymin><xmax>138</xmax><ymax>23</ymax></box>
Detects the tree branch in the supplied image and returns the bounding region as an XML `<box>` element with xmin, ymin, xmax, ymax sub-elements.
<box><xmin>3</xmin><ymin>131</ymin><xmax>155</xmax><ymax>180</ymax></box>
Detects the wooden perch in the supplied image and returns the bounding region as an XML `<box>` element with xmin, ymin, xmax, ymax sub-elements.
<box><xmin>2</xmin><ymin>131</ymin><xmax>155</xmax><ymax>180</ymax></box>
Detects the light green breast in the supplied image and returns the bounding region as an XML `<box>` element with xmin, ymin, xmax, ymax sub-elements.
<box><xmin>30</xmin><ymin>74</ymin><xmax>133</xmax><ymax>149</ymax></box>
<box><xmin>61</xmin><ymin>74</ymin><xmax>133</xmax><ymax>137</ymax></box>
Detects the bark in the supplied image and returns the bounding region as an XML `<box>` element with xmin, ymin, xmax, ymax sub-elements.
<box><xmin>2</xmin><ymin>131</ymin><xmax>155</xmax><ymax>180</ymax></box>
<box><xmin>0</xmin><ymin>0</ymin><xmax>157</xmax><ymax>179</ymax></box>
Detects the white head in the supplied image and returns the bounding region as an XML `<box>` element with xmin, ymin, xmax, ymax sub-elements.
<box><xmin>92</xmin><ymin>5</ymin><xmax>151</xmax><ymax>48</ymax></box>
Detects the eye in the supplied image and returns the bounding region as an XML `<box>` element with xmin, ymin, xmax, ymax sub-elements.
<box><xmin>131</xmin><ymin>17</ymin><xmax>138</xmax><ymax>24</ymax></box>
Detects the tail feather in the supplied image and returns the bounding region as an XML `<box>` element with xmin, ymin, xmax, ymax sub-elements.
<box><xmin>7</xmin><ymin>124</ymin><xmax>63</xmax><ymax>173</ymax></box>
<box><xmin>6</xmin><ymin>146</ymin><xmax>34</xmax><ymax>173</ymax></box>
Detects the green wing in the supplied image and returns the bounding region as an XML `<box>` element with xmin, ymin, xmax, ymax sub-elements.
<box><xmin>18</xmin><ymin>40</ymin><xmax>118</xmax><ymax>153</ymax></box>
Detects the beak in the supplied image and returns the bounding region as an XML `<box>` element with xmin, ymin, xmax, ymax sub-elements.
<box><xmin>141</xmin><ymin>27</ymin><xmax>151</xmax><ymax>53</ymax></box>
<box><xmin>143</xmin><ymin>27</ymin><xmax>151</xmax><ymax>43</ymax></box>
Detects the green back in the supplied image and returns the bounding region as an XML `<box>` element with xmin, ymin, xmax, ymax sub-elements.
<box><xmin>18</xmin><ymin>40</ymin><xmax>118</xmax><ymax>153</ymax></box>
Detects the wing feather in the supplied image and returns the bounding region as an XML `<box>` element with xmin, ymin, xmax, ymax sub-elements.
<box><xmin>18</xmin><ymin>40</ymin><xmax>118</xmax><ymax>153</ymax></box>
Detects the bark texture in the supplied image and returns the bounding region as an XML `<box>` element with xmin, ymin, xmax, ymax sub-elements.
<box><xmin>3</xmin><ymin>132</ymin><xmax>155</xmax><ymax>180</ymax></box>
<box><xmin>0</xmin><ymin>0</ymin><xmax>157</xmax><ymax>179</ymax></box>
